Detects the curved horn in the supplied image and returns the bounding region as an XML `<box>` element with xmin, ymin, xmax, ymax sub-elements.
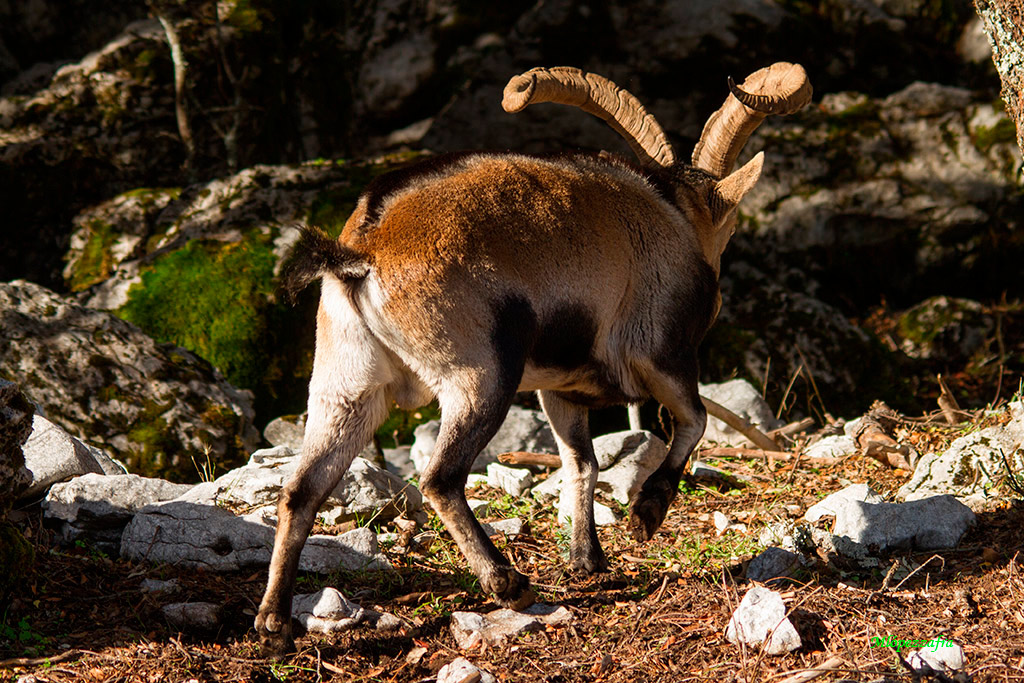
<box><xmin>692</xmin><ymin>62</ymin><xmax>812</xmax><ymax>179</ymax></box>
<box><xmin>503</xmin><ymin>66</ymin><xmax>676</xmax><ymax>168</ymax></box>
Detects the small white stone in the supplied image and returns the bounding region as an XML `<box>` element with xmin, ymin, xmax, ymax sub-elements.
<box><xmin>486</xmin><ymin>463</ymin><xmax>534</xmax><ymax>496</ymax></box>
<box><xmin>437</xmin><ymin>657</ymin><xmax>496</xmax><ymax>683</ymax></box>
<box><xmin>725</xmin><ymin>587</ymin><xmax>801</xmax><ymax>655</ymax></box>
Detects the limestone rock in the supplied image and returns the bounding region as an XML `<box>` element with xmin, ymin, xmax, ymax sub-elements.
<box><xmin>120</xmin><ymin>501</ymin><xmax>391</xmax><ymax>573</ymax></box>
<box><xmin>832</xmin><ymin>495</ymin><xmax>975</xmax><ymax>553</ymax></box>
<box><xmin>437</xmin><ymin>658</ymin><xmax>497</xmax><ymax>683</ymax></box>
<box><xmin>162</xmin><ymin>602</ymin><xmax>222</xmax><ymax>631</ymax></box>
<box><xmin>486</xmin><ymin>463</ymin><xmax>533</xmax><ymax>497</ymax></box>
<box><xmin>802</xmin><ymin>434</ymin><xmax>858</xmax><ymax>460</ymax></box>
<box><xmin>594</xmin><ymin>431</ymin><xmax>668</xmax><ymax>504</ymax></box>
<box><xmin>176</xmin><ymin>446</ymin><xmax>421</xmax><ymax>524</ymax></box>
<box><xmin>0</xmin><ymin>280</ymin><xmax>258</xmax><ymax>482</ymax></box>
<box><xmin>746</xmin><ymin>548</ymin><xmax>803</xmax><ymax>585</ymax></box>
<box><xmin>907</xmin><ymin>640</ymin><xmax>965</xmax><ymax>674</ymax></box>
<box><xmin>725</xmin><ymin>587</ymin><xmax>801</xmax><ymax>655</ymax></box>
<box><xmin>44</xmin><ymin>472</ymin><xmax>190</xmax><ymax>550</ymax></box>
<box><xmin>805</xmin><ymin>483</ymin><xmax>884</xmax><ymax>522</ymax></box>
<box><xmin>699</xmin><ymin>380</ymin><xmax>782</xmax><ymax>446</ymax></box>
<box><xmin>21</xmin><ymin>414</ymin><xmax>124</xmax><ymax>499</ymax></box>
<box><xmin>899</xmin><ymin>403</ymin><xmax>1024</xmax><ymax>506</ymax></box>
<box><xmin>292</xmin><ymin>587</ymin><xmax>402</xmax><ymax>634</ymax></box>
<box><xmin>557</xmin><ymin>494</ymin><xmax>617</xmax><ymax>528</ymax></box>
<box><xmin>480</xmin><ymin>518</ymin><xmax>525</xmax><ymax>540</ymax></box>
<box><xmin>263</xmin><ymin>415</ymin><xmax>305</xmax><ymax>452</ymax></box>
<box><xmin>450</xmin><ymin>604</ymin><xmax>572</xmax><ymax>649</ymax></box>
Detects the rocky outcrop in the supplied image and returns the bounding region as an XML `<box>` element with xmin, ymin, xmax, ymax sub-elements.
<box><xmin>0</xmin><ymin>280</ymin><xmax>259</xmax><ymax>481</ymax></box>
<box><xmin>20</xmin><ymin>414</ymin><xmax>124</xmax><ymax>499</ymax></box>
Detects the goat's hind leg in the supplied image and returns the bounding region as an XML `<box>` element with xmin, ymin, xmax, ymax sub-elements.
<box><xmin>538</xmin><ymin>390</ymin><xmax>607</xmax><ymax>573</ymax></box>
<box><xmin>256</xmin><ymin>387</ymin><xmax>388</xmax><ymax>657</ymax></box>
<box><xmin>629</xmin><ymin>354</ymin><xmax>706</xmax><ymax>542</ymax></box>
<box><xmin>420</xmin><ymin>383</ymin><xmax>534</xmax><ymax>609</ymax></box>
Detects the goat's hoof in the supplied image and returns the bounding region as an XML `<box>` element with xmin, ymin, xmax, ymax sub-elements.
<box><xmin>570</xmin><ymin>548</ymin><xmax>609</xmax><ymax>575</ymax></box>
<box><xmin>487</xmin><ymin>567</ymin><xmax>535</xmax><ymax>610</ymax></box>
<box><xmin>628</xmin><ymin>496</ymin><xmax>668</xmax><ymax>543</ymax></box>
<box><xmin>255</xmin><ymin>612</ymin><xmax>294</xmax><ymax>660</ymax></box>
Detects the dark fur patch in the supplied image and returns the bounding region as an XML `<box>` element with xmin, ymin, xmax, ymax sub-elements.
<box><xmin>531</xmin><ymin>303</ymin><xmax>597</xmax><ymax>370</ymax></box>
<box><xmin>278</xmin><ymin>226</ymin><xmax>370</xmax><ymax>303</ymax></box>
<box><xmin>360</xmin><ymin>151</ymin><xmax>481</xmax><ymax>228</ymax></box>
<box><xmin>657</xmin><ymin>259</ymin><xmax>719</xmax><ymax>364</ymax></box>
<box><xmin>491</xmin><ymin>294</ymin><xmax>538</xmax><ymax>393</ymax></box>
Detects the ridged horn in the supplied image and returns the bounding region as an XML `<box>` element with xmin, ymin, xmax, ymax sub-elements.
<box><xmin>692</xmin><ymin>62</ymin><xmax>812</xmax><ymax>179</ymax></box>
<box><xmin>503</xmin><ymin>66</ymin><xmax>676</xmax><ymax>168</ymax></box>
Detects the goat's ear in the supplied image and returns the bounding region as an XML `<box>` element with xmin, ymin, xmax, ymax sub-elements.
<box><xmin>709</xmin><ymin>151</ymin><xmax>763</xmax><ymax>227</ymax></box>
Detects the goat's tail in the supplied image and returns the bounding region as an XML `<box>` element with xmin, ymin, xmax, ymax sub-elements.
<box><xmin>279</xmin><ymin>225</ymin><xmax>371</xmax><ymax>303</ymax></box>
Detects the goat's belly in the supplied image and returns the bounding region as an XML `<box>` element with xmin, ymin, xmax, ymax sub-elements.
<box><xmin>519</xmin><ymin>363</ymin><xmax>644</xmax><ymax>408</ymax></box>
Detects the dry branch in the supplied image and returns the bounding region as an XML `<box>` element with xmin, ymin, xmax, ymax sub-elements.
<box><xmin>701</xmin><ymin>396</ymin><xmax>781</xmax><ymax>451</ymax></box>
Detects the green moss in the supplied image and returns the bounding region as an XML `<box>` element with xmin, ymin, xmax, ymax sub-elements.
<box><xmin>68</xmin><ymin>220</ymin><xmax>118</xmax><ymax>292</ymax></box>
<box><xmin>974</xmin><ymin>117</ymin><xmax>1018</xmax><ymax>153</ymax></box>
<box><xmin>117</xmin><ymin>232</ymin><xmax>277</xmax><ymax>391</ymax></box>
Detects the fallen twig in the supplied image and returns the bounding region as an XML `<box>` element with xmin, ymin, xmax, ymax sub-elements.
<box><xmin>0</xmin><ymin>649</ymin><xmax>83</xmax><ymax>669</ymax></box>
<box><xmin>497</xmin><ymin>451</ymin><xmax>561</xmax><ymax>468</ymax></box>
<box><xmin>774</xmin><ymin>655</ymin><xmax>845</xmax><ymax>683</ymax></box>
<box><xmin>702</xmin><ymin>396</ymin><xmax>781</xmax><ymax>452</ymax></box>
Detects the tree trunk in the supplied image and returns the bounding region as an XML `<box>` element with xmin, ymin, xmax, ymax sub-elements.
<box><xmin>974</xmin><ymin>0</ymin><xmax>1024</xmax><ymax>157</ymax></box>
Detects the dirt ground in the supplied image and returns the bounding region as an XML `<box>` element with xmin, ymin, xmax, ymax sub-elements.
<box><xmin>3</xmin><ymin>411</ymin><xmax>1024</xmax><ymax>683</ymax></box>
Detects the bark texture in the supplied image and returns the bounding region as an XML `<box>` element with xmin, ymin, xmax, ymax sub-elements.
<box><xmin>975</xmin><ymin>0</ymin><xmax>1024</xmax><ymax>156</ymax></box>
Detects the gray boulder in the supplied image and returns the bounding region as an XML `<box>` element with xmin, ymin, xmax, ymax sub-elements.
<box><xmin>162</xmin><ymin>602</ymin><xmax>222</xmax><ymax>631</ymax></box>
<box><xmin>594</xmin><ymin>431</ymin><xmax>668</xmax><ymax>504</ymax></box>
<box><xmin>44</xmin><ymin>472</ymin><xmax>190</xmax><ymax>550</ymax></box>
<box><xmin>899</xmin><ymin>402</ymin><xmax>1024</xmax><ymax>506</ymax></box>
<box><xmin>725</xmin><ymin>587</ymin><xmax>801</xmax><ymax>655</ymax></box>
<box><xmin>805</xmin><ymin>483</ymin><xmax>884</xmax><ymax>523</ymax></box>
<box><xmin>263</xmin><ymin>415</ymin><xmax>306</xmax><ymax>453</ymax></box>
<box><xmin>699</xmin><ymin>380</ymin><xmax>782</xmax><ymax>446</ymax></box>
<box><xmin>746</xmin><ymin>548</ymin><xmax>803</xmax><ymax>585</ymax></box>
<box><xmin>21</xmin><ymin>414</ymin><xmax>124</xmax><ymax>499</ymax></box>
<box><xmin>176</xmin><ymin>446</ymin><xmax>421</xmax><ymax>524</ymax></box>
<box><xmin>120</xmin><ymin>501</ymin><xmax>391</xmax><ymax>573</ymax></box>
<box><xmin>832</xmin><ymin>495</ymin><xmax>975</xmax><ymax>553</ymax></box>
<box><xmin>0</xmin><ymin>280</ymin><xmax>259</xmax><ymax>482</ymax></box>
<box><xmin>486</xmin><ymin>463</ymin><xmax>533</xmax><ymax>497</ymax></box>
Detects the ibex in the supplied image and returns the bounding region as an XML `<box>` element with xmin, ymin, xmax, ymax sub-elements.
<box><xmin>256</xmin><ymin>62</ymin><xmax>811</xmax><ymax>655</ymax></box>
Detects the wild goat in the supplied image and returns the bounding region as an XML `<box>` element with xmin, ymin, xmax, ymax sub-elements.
<box><xmin>256</xmin><ymin>62</ymin><xmax>812</xmax><ymax>655</ymax></box>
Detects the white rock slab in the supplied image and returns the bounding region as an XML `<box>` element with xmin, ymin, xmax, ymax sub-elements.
<box><xmin>120</xmin><ymin>501</ymin><xmax>392</xmax><ymax>573</ymax></box>
<box><xmin>175</xmin><ymin>447</ymin><xmax>421</xmax><ymax>523</ymax></box>
<box><xmin>595</xmin><ymin>431</ymin><xmax>667</xmax><ymax>504</ymax></box>
<box><xmin>805</xmin><ymin>483</ymin><xmax>884</xmax><ymax>522</ymax></box>
<box><xmin>725</xmin><ymin>587</ymin><xmax>801</xmax><ymax>655</ymax></box>
<box><xmin>699</xmin><ymin>380</ymin><xmax>782</xmax><ymax>446</ymax></box>
<box><xmin>832</xmin><ymin>494</ymin><xmax>975</xmax><ymax>553</ymax></box>
<box><xmin>486</xmin><ymin>463</ymin><xmax>533</xmax><ymax>496</ymax></box>
<box><xmin>803</xmin><ymin>434</ymin><xmax>857</xmax><ymax>460</ymax></box>
<box><xmin>292</xmin><ymin>587</ymin><xmax>401</xmax><ymax>633</ymax></box>
<box><xmin>437</xmin><ymin>657</ymin><xmax>496</xmax><ymax>683</ymax></box>
<box><xmin>21</xmin><ymin>414</ymin><xmax>124</xmax><ymax>498</ymax></box>
<box><xmin>450</xmin><ymin>604</ymin><xmax>572</xmax><ymax>649</ymax></box>
<box><xmin>907</xmin><ymin>640</ymin><xmax>965</xmax><ymax>673</ymax></box>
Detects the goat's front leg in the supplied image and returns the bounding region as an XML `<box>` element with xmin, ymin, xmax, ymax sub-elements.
<box><xmin>538</xmin><ymin>390</ymin><xmax>607</xmax><ymax>574</ymax></box>
<box><xmin>419</xmin><ymin>390</ymin><xmax>535</xmax><ymax>609</ymax></box>
<box><xmin>629</xmin><ymin>354</ymin><xmax>706</xmax><ymax>542</ymax></box>
<box><xmin>256</xmin><ymin>391</ymin><xmax>386</xmax><ymax>658</ymax></box>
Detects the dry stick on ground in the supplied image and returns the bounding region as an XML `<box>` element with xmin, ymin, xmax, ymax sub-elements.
<box><xmin>774</xmin><ymin>656</ymin><xmax>846</xmax><ymax>683</ymax></box>
<box><xmin>702</xmin><ymin>396</ymin><xmax>781</xmax><ymax>451</ymax></box>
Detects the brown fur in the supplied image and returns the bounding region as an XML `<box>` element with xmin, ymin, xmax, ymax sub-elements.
<box><xmin>256</xmin><ymin>146</ymin><xmax>763</xmax><ymax>658</ymax></box>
